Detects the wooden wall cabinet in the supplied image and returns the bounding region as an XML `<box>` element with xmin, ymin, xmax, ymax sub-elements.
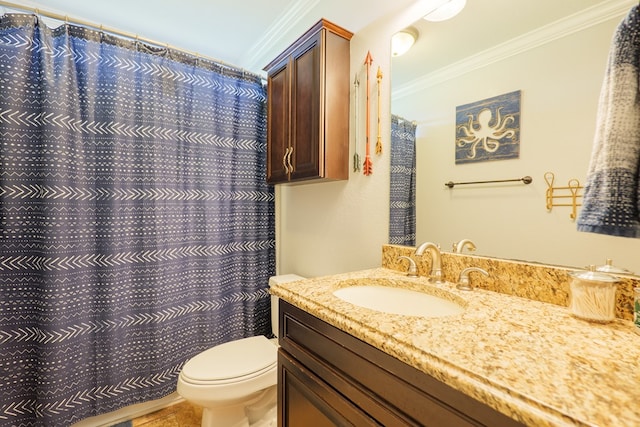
<box><xmin>278</xmin><ymin>300</ymin><xmax>525</xmax><ymax>426</ymax></box>
<box><xmin>264</xmin><ymin>19</ymin><xmax>352</xmax><ymax>185</ymax></box>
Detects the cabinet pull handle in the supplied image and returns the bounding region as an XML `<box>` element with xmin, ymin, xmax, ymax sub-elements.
<box><xmin>287</xmin><ymin>146</ymin><xmax>294</xmax><ymax>173</ymax></box>
<box><xmin>283</xmin><ymin>147</ymin><xmax>291</xmax><ymax>174</ymax></box>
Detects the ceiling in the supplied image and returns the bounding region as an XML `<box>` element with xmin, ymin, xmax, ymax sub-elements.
<box><xmin>13</xmin><ymin>0</ymin><xmax>637</xmax><ymax>82</ymax></box>
<box><xmin>17</xmin><ymin>0</ymin><xmax>417</xmax><ymax>75</ymax></box>
<box><xmin>392</xmin><ymin>0</ymin><xmax>635</xmax><ymax>90</ymax></box>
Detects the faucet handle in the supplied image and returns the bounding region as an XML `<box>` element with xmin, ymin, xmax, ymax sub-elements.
<box><xmin>454</xmin><ymin>239</ymin><xmax>477</xmax><ymax>253</ymax></box>
<box><xmin>397</xmin><ymin>256</ymin><xmax>418</xmax><ymax>277</ymax></box>
<box><xmin>456</xmin><ymin>267</ymin><xmax>488</xmax><ymax>291</ymax></box>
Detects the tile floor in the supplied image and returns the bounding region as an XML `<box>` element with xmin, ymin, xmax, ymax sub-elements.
<box><xmin>131</xmin><ymin>401</ymin><xmax>202</xmax><ymax>427</ymax></box>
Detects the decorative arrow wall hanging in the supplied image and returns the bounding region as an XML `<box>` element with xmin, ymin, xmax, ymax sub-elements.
<box><xmin>353</xmin><ymin>73</ymin><xmax>361</xmax><ymax>172</ymax></box>
<box><xmin>376</xmin><ymin>66</ymin><xmax>383</xmax><ymax>155</ymax></box>
<box><xmin>362</xmin><ymin>51</ymin><xmax>373</xmax><ymax>175</ymax></box>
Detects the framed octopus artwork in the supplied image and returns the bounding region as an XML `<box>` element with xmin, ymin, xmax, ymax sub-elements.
<box><xmin>455</xmin><ymin>90</ymin><xmax>521</xmax><ymax>164</ymax></box>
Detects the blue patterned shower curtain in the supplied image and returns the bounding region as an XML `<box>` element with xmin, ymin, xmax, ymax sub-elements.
<box><xmin>389</xmin><ymin>115</ymin><xmax>416</xmax><ymax>246</ymax></box>
<box><xmin>0</xmin><ymin>14</ymin><xmax>274</xmax><ymax>426</ymax></box>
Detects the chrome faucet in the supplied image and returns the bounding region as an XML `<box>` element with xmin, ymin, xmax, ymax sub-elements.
<box><xmin>415</xmin><ymin>242</ymin><xmax>442</xmax><ymax>283</ymax></box>
<box><xmin>453</xmin><ymin>239</ymin><xmax>476</xmax><ymax>253</ymax></box>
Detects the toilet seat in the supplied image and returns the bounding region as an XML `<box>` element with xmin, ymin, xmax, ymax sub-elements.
<box><xmin>180</xmin><ymin>336</ymin><xmax>277</xmax><ymax>385</ymax></box>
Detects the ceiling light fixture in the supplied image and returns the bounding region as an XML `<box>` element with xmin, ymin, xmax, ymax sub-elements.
<box><xmin>391</xmin><ymin>26</ymin><xmax>418</xmax><ymax>57</ymax></box>
<box><xmin>423</xmin><ymin>0</ymin><xmax>466</xmax><ymax>22</ymax></box>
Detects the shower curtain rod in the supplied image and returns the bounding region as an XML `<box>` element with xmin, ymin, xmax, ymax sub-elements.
<box><xmin>0</xmin><ymin>0</ymin><xmax>264</xmax><ymax>81</ymax></box>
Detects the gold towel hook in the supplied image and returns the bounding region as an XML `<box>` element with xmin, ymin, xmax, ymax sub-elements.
<box><xmin>544</xmin><ymin>171</ymin><xmax>583</xmax><ymax>220</ymax></box>
<box><xmin>544</xmin><ymin>172</ymin><xmax>555</xmax><ymax>210</ymax></box>
<box><xmin>568</xmin><ymin>179</ymin><xmax>581</xmax><ymax>220</ymax></box>
<box><xmin>544</xmin><ymin>171</ymin><xmax>555</xmax><ymax>187</ymax></box>
<box><xmin>568</xmin><ymin>179</ymin><xmax>581</xmax><ymax>193</ymax></box>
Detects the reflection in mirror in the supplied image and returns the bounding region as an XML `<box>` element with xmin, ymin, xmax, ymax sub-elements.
<box><xmin>390</xmin><ymin>0</ymin><xmax>640</xmax><ymax>275</ymax></box>
<box><xmin>389</xmin><ymin>116</ymin><xmax>417</xmax><ymax>246</ymax></box>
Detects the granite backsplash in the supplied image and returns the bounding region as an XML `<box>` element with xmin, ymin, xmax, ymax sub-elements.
<box><xmin>381</xmin><ymin>244</ymin><xmax>639</xmax><ymax>321</ymax></box>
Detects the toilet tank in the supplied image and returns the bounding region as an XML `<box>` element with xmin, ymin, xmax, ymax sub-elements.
<box><xmin>269</xmin><ymin>274</ymin><xmax>305</xmax><ymax>337</ymax></box>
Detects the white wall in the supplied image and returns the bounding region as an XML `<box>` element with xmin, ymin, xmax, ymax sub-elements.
<box><xmin>274</xmin><ymin>31</ymin><xmax>393</xmax><ymax>278</ymax></box>
<box><xmin>392</xmin><ymin>13</ymin><xmax>640</xmax><ymax>274</ymax></box>
<box><xmin>275</xmin><ymin>1</ymin><xmax>441</xmax><ymax>278</ymax></box>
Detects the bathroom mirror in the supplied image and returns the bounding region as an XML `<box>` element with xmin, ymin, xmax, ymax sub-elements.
<box><xmin>390</xmin><ymin>0</ymin><xmax>640</xmax><ymax>274</ymax></box>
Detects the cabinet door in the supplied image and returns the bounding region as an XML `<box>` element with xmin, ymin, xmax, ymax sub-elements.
<box><xmin>266</xmin><ymin>59</ymin><xmax>290</xmax><ymax>183</ymax></box>
<box><xmin>289</xmin><ymin>32</ymin><xmax>322</xmax><ymax>181</ymax></box>
<box><xmin>279</xmin><ymin>350</ymin><xmax>380</xmax><ymax>427</ymax></box>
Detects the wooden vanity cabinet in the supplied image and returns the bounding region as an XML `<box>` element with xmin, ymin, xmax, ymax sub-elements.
<box><xmin>278</xmin><ymin>300</ymin><xmax>525</xmax><ymax>427</ymax></box>
<box><xmin>264</xmin><ymin>19</ymin><xmax>352</xmax><ymax>184</ymax></box>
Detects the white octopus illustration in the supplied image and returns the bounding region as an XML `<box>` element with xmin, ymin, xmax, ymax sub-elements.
<box><xmin>456</xmin><ymin>107</ymin><xmax>516</xmax><ymax>159</ymax></box>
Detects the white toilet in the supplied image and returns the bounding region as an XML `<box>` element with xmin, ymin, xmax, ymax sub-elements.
<box><xmin>177</xmin><ymin>274</ymin><xmax>304</xmax><ymax>427</ymax></box>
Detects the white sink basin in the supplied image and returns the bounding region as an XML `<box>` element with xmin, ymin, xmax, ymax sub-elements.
<box><xmin>333</xmin><ymin>284</ymin><xmax>465</xmax><ymax>318</ymax></box>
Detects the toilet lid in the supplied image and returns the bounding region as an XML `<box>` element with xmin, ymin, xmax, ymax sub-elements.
<box><xmin>182</xmin><ymin>336</ymin><xmax>276</xmax><ymax>383</ymax></box>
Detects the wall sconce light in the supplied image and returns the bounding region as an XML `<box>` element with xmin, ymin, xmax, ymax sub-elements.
<box><xmin>423</xmin><ymin>0</ymin><xmax>466</xmax><ymax>22</ymax></box>
<box><xmin>391</xmin><ymin>26</ymin><xmax>418</xmax><ymax>57</ymax></box>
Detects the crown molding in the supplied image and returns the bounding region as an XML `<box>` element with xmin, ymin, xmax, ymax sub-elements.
<box><xmin>242</xmin><ymin>0</ymin><xmax>320</xmax><ymax>72</ymax></box>
<box><xmin>393</xmin><ymin>0</ymin><xmax>635</xmax><ymax>101</ymax></box>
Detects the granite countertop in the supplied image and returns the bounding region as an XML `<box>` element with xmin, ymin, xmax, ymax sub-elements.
<box><xmin>270</xmin><ymin>267</ymin><xmax>640</xmax><ymax>427</ymax></box>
